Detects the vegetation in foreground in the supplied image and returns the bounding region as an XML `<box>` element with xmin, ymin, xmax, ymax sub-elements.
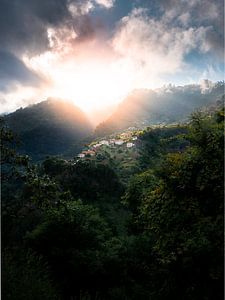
<box><xmin>1</xmin><ymin>107</ymin><xmax>224</xmax><ymax>299</ymax></box>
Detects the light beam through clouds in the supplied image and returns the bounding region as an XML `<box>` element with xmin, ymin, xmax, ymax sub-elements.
<box><xmin>0</xmin><ymin>0</ymin><xmax>224</xmax><ymax>115</ymax></box>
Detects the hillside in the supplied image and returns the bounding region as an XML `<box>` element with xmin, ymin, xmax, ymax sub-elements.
<box><xmin>72</xmin><ymin>123</ymin><xmax>189</xmax><ymax>185</ymax></box>
<box><xmin>3</xmin><ymin>98</ymin><xmax>93</xmax><ymax>161</ymax></box>
<box><xmin>2</xmin><ymin>106</ymin><xmax>223</xmax><ymax>299</ymax></box>
<box><xmin>95</xmin><ymin>81</ymin><xmax>224</xmax><ymax>136</ymax></box>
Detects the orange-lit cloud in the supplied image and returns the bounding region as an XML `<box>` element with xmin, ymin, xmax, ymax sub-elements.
<box><xmin>17</xmin><ymin>7</ymin><xmax>216</xmax><ymax>113</ymax></box>
<box><xmin>0</xmin><ymin>0</ymin><xmax>223</xmax><ymax>116</ymax></box>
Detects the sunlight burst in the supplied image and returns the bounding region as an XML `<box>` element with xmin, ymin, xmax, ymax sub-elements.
<box><xmin>23</xmin><ymin>49</ymin><xmax>136</xmax><ymax>112</ymax></box>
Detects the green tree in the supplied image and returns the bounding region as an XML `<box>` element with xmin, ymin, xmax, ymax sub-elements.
<box><xmin>26</xmin><ymin>200</ymin><xmax>111</xmax><ymax>299</ymax></box>
<box><xmin>2</xmin><ymin>249</ymin><xmax>59</xmax><ymax>300</ymax></box>
<box><xmin>138</xmin><ymin>110</ymin><xmax>224</xmax><ymax>299</ymax></box>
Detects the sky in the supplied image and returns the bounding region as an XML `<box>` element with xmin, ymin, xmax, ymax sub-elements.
<box><xmin>0</xmin><ymin>0</ymin><xmax>224</xmax><ymax>115</ymax></box>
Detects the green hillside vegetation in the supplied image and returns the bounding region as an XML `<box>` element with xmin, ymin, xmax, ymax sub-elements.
<box><xmin>95</xmin><ymin>81</ymin><xmax>224</xmax><ymax>136</ymax></box>
<box><xmin>75</xmin><ymin>125</ymin><xmax>188</xmax><ymax>185</ymax></box>
<box><xmin>1</xmin><ymin>104</ymin><xmax>224</xmax><ymax>299</ymax></box>
<box><xmin>3</xmin><ymin>98</ymin><xmax>93</xmax><ymax>161</ymax></box>
<box><xmin>77</xmin><ymin>136</ymin><xmax>140</xmax><ymax>185</ymax></box>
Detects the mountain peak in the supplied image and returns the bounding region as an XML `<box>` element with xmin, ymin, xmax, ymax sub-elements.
<box><xmin>4</xmin><ymin>99</ymin><xmax>93</xmax><ymax>161</ymax></box>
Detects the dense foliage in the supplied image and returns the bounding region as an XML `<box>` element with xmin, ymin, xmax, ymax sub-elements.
<box><xmin>1</xmin><ymin>107</ymin><xmax>224</xmax><ymax>299</ymax></box>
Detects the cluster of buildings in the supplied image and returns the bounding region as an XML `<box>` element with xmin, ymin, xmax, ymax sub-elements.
<box><xmin>77</xmin><ymin>133</ymin><xmax>138</xmax><ymax>159</ymax></box>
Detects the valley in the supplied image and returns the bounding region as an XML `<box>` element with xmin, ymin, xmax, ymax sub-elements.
<box><xmin>1</xmin><ymin>0</ymin><xmax>224</xmax><ymax>298</ymax></box>
<box><xmin>1</xmin><ymin>83</ymin><xmax>224</xmax><ymax>300</ymax></box>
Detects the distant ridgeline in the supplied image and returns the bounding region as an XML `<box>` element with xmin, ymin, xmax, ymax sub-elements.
<box><xmin>95</xmin><ymin>81</ymin><xmax>224</xmax><ymax>136</ymax></box>
<box><xmin>2</xmin><ymin>82</ymin><xmax>224</xmax><ymax>161</ymax></box>
<box><xmin>3</xmin><ymin>99</ymin><xmax>93</xmax><ymax>161</ymax></box>
<box><xmin>1</xmin><ymin>97</ymin><xmax>224</xmax><ymax>299</ymax></box>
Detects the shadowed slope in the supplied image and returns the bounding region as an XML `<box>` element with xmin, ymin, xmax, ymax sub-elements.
<box><xmin>4</xmin><ymin>98</ymin><xmax>93</xmax><ymax>161</ymax></box>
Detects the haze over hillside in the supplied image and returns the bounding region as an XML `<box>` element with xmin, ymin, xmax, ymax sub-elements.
<box><xmin>2</xmin><ymin>81</ymin><xmax>224</xmax><ymax>160</ymax></box>
<box><xmin>3</xmin><ymin>98</ymin><xmax>93</xmax><ymax>161</ymax></box>
<box><xmin>95</xmin><ymin>81</ymin><xmax>224</xmax><ymax>136</ymax></box>
<box><xmin>1</xmin><ymin>0</ymin><xmax>224</xmax><ymax>298</ymax></box>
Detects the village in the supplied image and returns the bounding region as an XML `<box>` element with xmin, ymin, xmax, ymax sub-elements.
<box><xmin>77</xmin><ymin>128</ymin><xmax>139</xmax><ymax>159</ymax></box>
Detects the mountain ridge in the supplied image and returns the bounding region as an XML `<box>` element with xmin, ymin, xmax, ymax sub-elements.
<box><xmin>3</xmin><ymin>98</ymin><xmax>93</xmax><ymax>161</ymax></box>
<box><xmin>95</xmin><ymin>81</ymin><xmax>224</xmax><ymax>136</ymax></box>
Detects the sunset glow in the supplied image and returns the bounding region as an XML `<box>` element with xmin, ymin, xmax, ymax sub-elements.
<box><xmin>1</xmin><ymin>1</ymin><xmax>224</xmax><ymax>298</ymax></box>
<box><xmin>0</xmin><ymin>0</ymin><xmax>223</xmax><ymax>118</ymax></box>
<box><xmin>21</xmin><ymin>35</ymin><xmax>137</xmax><ymax>112</ymax></box>
<box><xmin>42</xmin><ymin>57</ymin><xmax>134</xmax><ymax>112</ymax></box>
<box><xmin>21</xmin><ymin>34</ymin><xmax>160</xmax><ymax>112</ymax></box>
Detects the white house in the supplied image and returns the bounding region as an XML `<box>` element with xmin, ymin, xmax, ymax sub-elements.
<box><xmin>127</xmin><ymin>142</ymin><xmax>135</xmax><ymax>148</ymax></box>
<box><xmin>93</xmin><ymin>143</ymin><xmax>102</xmax><ymax>148</ymax></box>
<box><xmin>77</xmin><ymin>153</ymin><xmax>85</xmax><ymax>158</ymax></box>
<box><xmin>115</xmin><ymin>140</ymin><xmax>124</xmax><ymax>145</ymax></box>
<box><xmin>99</xmin><ymin>140</ymin><xmax>109</xmax><ymax>146</ymax></box>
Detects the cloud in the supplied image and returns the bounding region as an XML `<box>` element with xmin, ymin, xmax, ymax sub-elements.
<box><xmin>0</xmin><ymin>0</ymin><xmax>108</xmax><ymax>56</ymax></box>
<box><xmin>0</xmin><ymin>0</ymin><xmax>223</xmax><ymax>114</ymax></box>
<box><xmin>95</xmin><ymin>0</ymin><xmax>115</xmax><ymax>8</ymax></box>
<box><xmin>0</xmin><ymin>0</ymin><xmax>114</xmax><ymax>96</ymax></box>
<box><xmin>0</xmin><ymin>51</ymin><xmax>44</xmax><ymax>92</ymax></box>
<box><xmin>199</xmin><ymin>79</ymin><xmax>215</xmax><ymax>93</ymax></box>
<box><xmin>68</xmin><ymin>1</ymin><xmax>94</xmax><ymax>16</ymax></box>
<box><xmin>111</xmin><ymin>8</ymin><xmax>212</xmax><ymax>87</ymax></box>
<box><xmin>0</xmin><ymin>0</ymin><xmax>116</xmax><ymax>55</ymax></box>
<box><xmin>158</xmin><ymin>0</ymin><xmax>224</xmax><ymax>58</ymax></box>
<box><xmin>0</xmin><ymin>0</ymin><xmax>69</xmax><ymax>56</ymax></box>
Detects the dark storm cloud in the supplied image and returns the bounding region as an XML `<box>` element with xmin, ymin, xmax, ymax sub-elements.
<box><xmin>1</xmin><ymin>0</ymin><xmax>222</xmax><ymax>61</ymax></box>
<box><xmin>0</xmin><ymin>51</ymin><xmax>44</xmax><ymax>92</ymax></box>
<box><xmin>0</xmin><ymin>0</ymin><xmax>223</xmax><ymax>98</ymax></box>
<box><xmin>0</xmin><ymin>0</ymin><xmax>98</xmax><ymax>91</ymax></box>
<box><xmin>0</xmin><ymin>0</ymin><xmax>89</xmax><ymax>55</ymax></box>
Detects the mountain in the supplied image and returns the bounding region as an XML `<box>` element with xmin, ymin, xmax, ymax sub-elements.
<box><xmin>95</xmin><ymin>81</ymin><xmax>224</xmax><ymax>136</ymax></box>
<box><xmin>3</xmin><ymin>98</ymin><xmax>93</xmax><ymax>161</ymax></box>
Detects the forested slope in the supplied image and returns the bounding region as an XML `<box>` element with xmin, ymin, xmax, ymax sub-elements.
<box><xmin>95</xmin><ymin>81</ymin><xmax>224</xmax><ymax>136</ymax></box>
<box><xmin>1</xmin><ymin>105</ymin><xmax>224</xmax><ymax>299</ymax></box>
<box><xmin>3</xmin><ymin>98</ymin><xmax>93</xmax><ymax>161</ymax></box>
